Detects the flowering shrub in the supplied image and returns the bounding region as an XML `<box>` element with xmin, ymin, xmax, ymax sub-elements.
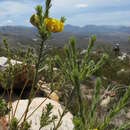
<box><xmin>0</xmin><ymin>0</ymin><xmax>130</xmax><ymax>130</ymax></box>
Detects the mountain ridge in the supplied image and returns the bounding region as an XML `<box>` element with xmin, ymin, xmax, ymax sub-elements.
<box><xmin>0</xmin><ymin>25</ymin><xmax>130</xmax><ymax>52</ymax></box>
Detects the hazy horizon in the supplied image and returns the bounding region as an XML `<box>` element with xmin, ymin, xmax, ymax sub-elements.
<box><xmin>0</xmin><ymin>24</ymin><xmax>130</xmax><ymax>28</ymax></box>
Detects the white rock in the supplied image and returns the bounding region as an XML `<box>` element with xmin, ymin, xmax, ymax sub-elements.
<box><xmin>126</xmin><ymin>110</ymin><xmax>130</xmax><ymax>119</ymax></box>
<box><xmin>118</xmin><ymin>53</ymin><xmax>127</xmax><ymax>60</ymax></box>
<box><xmin>0</xmin><ymin>56</ymin><xmax>22</xmax><ymax>70</ymax></box>
<box><xmin>0</xmin><ymin>57</ymin><xmax>7</xmax><ymax>66</ymax></box>
<box><xmin>39</xmin><ymin>83</ymin><xmax>51</xmax><ymax>95</ymax></box>
<box><xmin>53</xmin><ymin>67</ymin><xmax>58</xmax><ymax>71</ymax></box>
<box><xmin>9</xmin><ymin>59</ymin><xmax>22</xmax><ymax>66</ymax></box>
<box><xmin>100</xmin><ymin>96</ymin><xmax>111</xmax><ymax>107</ymax></box>
<box><xmin>8</xmin><ymin>98</ymin><xmax>74</xmax><ymax>130</ymax></box>
<box><xmin>120</xmin><ymin>69</ymin><xmax>125</xmax><ymax>72</ymax></box>
<box><xmin>0</xmin><ymin>57</ymin><xmax>8</xmax><ymax>70</ymax></box>
<box><xmin>38</xmin><ymin>65</ymin><xmax>58</xmax><ymax>72</ymax></box>
<box><xmin>33</xmin><ymin>38</ymin><xmax>38</xmax><ymax>42</ymax></box>
<box><xmin>80</xmin><ymin>49</ymin><xmax>87</xmax><ymax>55</ymax></box>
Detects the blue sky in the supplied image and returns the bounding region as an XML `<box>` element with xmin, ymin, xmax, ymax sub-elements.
<box><xmin>0</xmin><ymin>0</ymin><xmax>130</xmax><ymax>27</ymax></box>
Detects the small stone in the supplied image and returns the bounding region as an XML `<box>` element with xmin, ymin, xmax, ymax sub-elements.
<box><xmin>40</xmin><ymin>84</ymin><xmax>51</xmax><ymax>95</ymax></box>
<box><xmin>49</xmin><ymin>91</ymin><xmax>59</xmax><ymax>102</ymax></box>
<box><xmin>38</xmin><ymin>80</ymin><xmax>44</xmax><ymax>85</ymax></box>
<box><xmin>100</xmin><ymin>96</ymin><xmax>111</xmax><ymax>107</ymax></box>
<box><xmin>53</xmin><ymin>67</ymin><xmax>58</xmax><ymax>71</ymax></box>
<box><xmin>126</xmin><ymin>110</ymin><xmax>130</xmax><ymax>119</ymax></box>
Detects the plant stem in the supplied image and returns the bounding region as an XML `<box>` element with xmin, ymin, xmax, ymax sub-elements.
<box><xmin>9</xmin><ymin>82</ymin><xmax>14</xmax><ymax>118</ymax></box>
<box><xmin>54</xmin><ymin>107</ymin><xmax>66</xmax><ymax>130</ymax></box>
<box><xmin>20</xmin><ymin>38</ymin><xmax>46</xmax><ymax>125</ymax></box>
<box><xmin>0</xmin><ymin>89</ymin><xmax>5</xmax><ymax>98</ymax></box>
<box><xmin>13</xmin><ymin>79</ymin><xmax>29</xmax><ymax>117</ymax></box>
<box><xmin>76</xmin><ymin>83</ymin><xmax>85</xmax><ymax>125</ymax></box>
<box><xmin>54</xmin><ymin>87</ymin><xmax>76</xmax><ymax>130</ymax></box>
<box><xmin>7</xmin><ymin>89</ymin><xmax>11</xmax><ymax>123</ymax></box>
<box><xmin>26</xmin><ymin>91</ymin><xmax>53</xmax><ymax>120</ymax></box>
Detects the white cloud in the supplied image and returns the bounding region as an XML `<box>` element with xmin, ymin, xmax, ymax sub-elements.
<box><xmin>67</xmin><ymin>10</ymin><xmax>130</xmax><ymax>26</ymax></box>
<box><xmin>76</xmin><ymin>3</ymin><xmax>88</xmax><ymax>8</ymax></box>
<box><xmin>0</xmin><ymin>0</ymin><xmax>38</xmax><ymax>26</ymax></box>
<box><xmin>50</xmin><ymin>0</ymin><xmax>126</xmax><ymax>17</ymax></box>
<box><xmin>7</xmin><ymin>20</ymin><xmax>13</xmax><ymax>24</ymax></box>
<box><xmin>0</xmin><ymin>0</ymin><xmax>130</xmax><ymax>26</ymax></box>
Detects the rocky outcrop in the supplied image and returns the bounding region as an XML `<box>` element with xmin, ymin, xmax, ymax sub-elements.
<box><xmin>8</xmin><ymin>98</ymin><xmax>74</xmax><ymax>130</ymax></box>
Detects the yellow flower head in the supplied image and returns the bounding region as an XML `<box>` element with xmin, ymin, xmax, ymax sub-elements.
<box><xmin>44</xmin><ymin>18</ymin><xmax>64</xmax><ymax>33</ymax></box>
<box><xmin>89</xmin><ymin>128</ymin><xmax>98</xmax><ymax>130</ymax></box>
<box><xmin>30</xmin><ymin>14</ymin><xmax>64</xmax><ymax>33</ymax></box>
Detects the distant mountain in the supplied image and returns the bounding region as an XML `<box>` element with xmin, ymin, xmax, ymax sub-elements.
<box><xmin>0</xmin><ymin>25</ymin><xmax>130</xmax><ymax>52</ymax></box>
<box><xmin>64</xmin><ymin>24</ymin><xmax>130</xmax><ymax>34</ymax></box>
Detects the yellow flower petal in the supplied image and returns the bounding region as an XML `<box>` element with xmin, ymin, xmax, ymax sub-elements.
<box><xmin>44</xmin><ymin>18</ymin><xmax>64</xmax><ymax>33</ymax></box>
